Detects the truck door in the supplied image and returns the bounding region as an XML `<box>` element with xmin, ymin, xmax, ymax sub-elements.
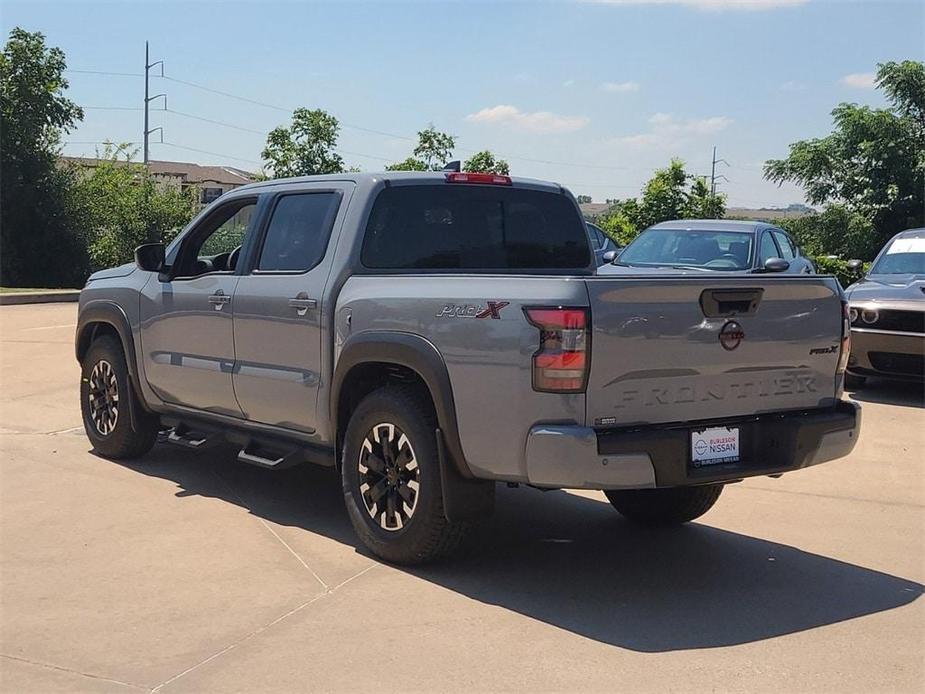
<box><xmin>231</xmin><ymin>183</ymin><xmax>352</xmax><ymax>438</ymax></box>
<box><xmin>139</xmin><ymin>197</ymin><xmax>258</xmax><ymax>416</ymax></box>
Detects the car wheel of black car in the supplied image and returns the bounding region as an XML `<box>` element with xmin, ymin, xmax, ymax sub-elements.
<box><xmin>80</xmin><ymin>335</ymin><xmax>159</xmax><ymax>460</ymax></box>
<box><xmin>341</xmin><ymin>386</ymin><xmax>469</xmax><ymax>564</ymax></box>
<box><xmin>845</xmin><ymin>373</ymin><xmax>867</xmax><ymax>389</ymax></box>
<box><xmin>605</xmin><ymin>484</ymin><xmax>723</xmax><ymax>526</ymax></box>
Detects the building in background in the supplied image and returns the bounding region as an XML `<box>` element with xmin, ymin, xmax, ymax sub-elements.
<box><xmin>61</xmin><ymin>157</ymin><xmax>254</xmax><ymax>206</ymax></box>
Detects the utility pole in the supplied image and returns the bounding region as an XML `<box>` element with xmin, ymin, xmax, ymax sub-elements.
<box><xmin>710</xmin><ymin>145</ymin><xmax>729</xmax><ymax>196</ymax></box>
<box><xmin>143</xmin><ymin>41</ymin><xmax>166</xmax><ymax>166</ymax></box>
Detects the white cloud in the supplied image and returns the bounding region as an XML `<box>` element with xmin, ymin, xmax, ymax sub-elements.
<box><xmin>779</xmin><ymin>80</ymin><xmax>806</xmax><ymax>92</ymax></box>
<box><xmin>584</xmin><ymin>0</ymin><xmax>807</xmax><ymax>10</ymax></box>
<box><xmin>465</xmin><ymin>105</ymin><xmax>590</xmax><ymax>133</ymax></box>
<box><xmin>613</xmin><ymin>113</ymin><xmax>733</xmax><ymax>148</ymax></box>
<box><xmin>600</xmin><ymin>80</ymin><xmax>640</xmax><ymax>93</ymax></box>
<box><xmin>563</xmin><ymin>79</ymin><xmax>576</xmax><ymax>87</ymax></box>
<box><xmin>840</xmin><ymin>72</ymin><xmax>876</xmax><ymax>89</ymax></box>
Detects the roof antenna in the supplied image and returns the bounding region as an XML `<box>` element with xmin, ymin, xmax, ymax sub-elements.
<box><xmin>441</xmin><ymin>160</ymin><xmax>461</xmax><ymax>172</ymax></box>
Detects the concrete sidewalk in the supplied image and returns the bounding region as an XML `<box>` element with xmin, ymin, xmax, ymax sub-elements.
<box><xmin>0</xmin><ymin>289</ymin><xmax>80</xmax><ymax>306</ymax></box>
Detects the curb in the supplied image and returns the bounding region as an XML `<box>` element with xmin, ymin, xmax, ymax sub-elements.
<box><xmin>0</xmin><ymin>291</ymin><xmax>80</xmax><ymax>306</ymax></box>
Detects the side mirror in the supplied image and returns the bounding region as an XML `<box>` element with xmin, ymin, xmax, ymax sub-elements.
<box><xmin>846</xmin><ymin>259</ymin><xmax>864</xmax><ymax>272</ymax></box>
<box><xmin>761</xmin><ymin>257</ymin><xmax>790</xmax><ymax>273</ymax></box>
<box><xmin>602</xmin><ymin>250</ymin><xmax>618</xmax><ymax>264</ymax></box>
<box><xmin>135</xmin><ymin>243</ymin><xmax>165</xmax><ymax>273</ymax></box>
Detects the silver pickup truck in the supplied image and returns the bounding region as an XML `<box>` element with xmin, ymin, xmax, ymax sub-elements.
<box><xmin>76</xmin><ymin>171</ymin><xmax>860</xmax><ymax>563</ymax></box>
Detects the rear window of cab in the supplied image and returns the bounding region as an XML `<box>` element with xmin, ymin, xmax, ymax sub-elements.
<box><xmin>361</xmin><ymin>185</ymin><xmax>591</xmax><ymax>270</ymax></box>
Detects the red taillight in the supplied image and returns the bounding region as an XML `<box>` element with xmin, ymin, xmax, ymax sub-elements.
<box><xmin>446</xmin><ymin>172</ymin><xmax>513</xmax><ymax>186</ymax></box>
<box><xmin>838</xmin><ymin>300</ymin><xmax>851</xmax><ymax>375</ymax></box>
<box><xmin>525</xmin><ymin>307</ymin><xmax>590</xmax><ymax>393</ymax></box>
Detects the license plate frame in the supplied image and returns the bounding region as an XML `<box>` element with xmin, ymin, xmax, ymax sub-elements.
<box><xmin>690</xmin><ymin>426</ymin><xmax>741</xmax><ymax>468</ymax></box>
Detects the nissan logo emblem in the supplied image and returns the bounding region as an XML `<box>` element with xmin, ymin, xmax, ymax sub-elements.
<box><xmin>719</xmin><ymin>321</ymin><xmax>745</xmax><ymax>351</ymax></box>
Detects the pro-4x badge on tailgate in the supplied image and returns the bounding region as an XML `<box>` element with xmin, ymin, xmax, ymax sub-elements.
<box><xmin>436</xmin><ymin>301</ymin><xmax>510</xmax><ymax>319</ymax></box>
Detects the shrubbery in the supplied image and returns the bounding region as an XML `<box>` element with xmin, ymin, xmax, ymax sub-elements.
<box><xmin>808</xmin><ymin>255</ymin><xmax>869</xmax><ymax>288</ymax></box>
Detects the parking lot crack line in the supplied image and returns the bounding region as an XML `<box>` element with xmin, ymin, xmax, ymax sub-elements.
<box><xmin>209</xmin><ymin>467</ymin><xmax>330</xmax><ymax>591</ymax></box>
<box><xmin>150</xmin><ymin>563</ymin><xmax>378</xmax><ymax>693</ymax></box>
<box><xmin>0</xmin><ymin>653</ymin><xmax>151</xmax><ymax>691</ymax></box>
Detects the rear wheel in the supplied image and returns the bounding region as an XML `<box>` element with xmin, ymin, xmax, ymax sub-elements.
<box><xmin>341</xmin><ymin>386</ymin><xmax>469</xmax><ymax>564</ymax></box>
<box><xmin>605</xmin><ymin>484</ymin><xmax>723</xmax><ymax>526</ymax></box>
<box><xmin>80</xmin><ymin>335</ymin><xmax>159</xmax><ymax>460</ymax></box>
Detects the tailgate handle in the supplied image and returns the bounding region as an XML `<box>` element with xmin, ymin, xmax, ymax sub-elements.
<box><xmin>700</xmin><ymin>288</ymin><xmax>763</xmax><ymax>317</ymax></box>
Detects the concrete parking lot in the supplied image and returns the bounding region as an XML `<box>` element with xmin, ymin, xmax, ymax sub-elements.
<box><xmin>1</xmin><ymin>303</ymin><xmax>923</xmax><ymax>693</ymax></box>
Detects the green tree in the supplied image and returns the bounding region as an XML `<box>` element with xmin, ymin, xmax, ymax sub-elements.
<box><xmin>462</xmin><ymin>150</ymin><xmax>510</xmax><ymax>175</ymax></box>
<box><xmin>385</xmin><ymin>156</ymin><xmax>428</xmax><ymax>172</ymax></box>
<box><xmin>387</xmin><ymin>125</ymin><xmax>456</xmax><ymax>171</ymax></box>
<box><xmin>262</xmin><ymin>107</ymin><xmax>344</xmax><ymax>177</ymax></box>
<box><xmin>575</xmin><ymin>195</ymin><xmax>593</xmax><ymax>204</ymax></box>
<box><xmin>686</xmin><ymin>176</ymin><xmax>727</xmax><ymax>219</ymax></box>
<box><xmin>594</xmin><ymin>160</ymin><xmax>726</xmax><ymax>245</ymax></box>
<box><xmin>0</xmin><ymin>28</ymin><xmax>88</xmax><ymax>287</ymax></box>
<box><xmin>597</xmin><ymin>208</ymin><xmax>637</xmax><ymax>246</ymax></box>
<box><xmin>765</xmin><ymin>60</ymin><xmax>925</xmax><ymax>255</ymax></box>
<box><xmin>73</xmin><ymin>143</ymin><xmax>198</xmax><ymax>269</ymax></box>
<box><xmin>776</xmin><ymin>205</ymin><xmax>878</xmax><ymax>260</ymax></box>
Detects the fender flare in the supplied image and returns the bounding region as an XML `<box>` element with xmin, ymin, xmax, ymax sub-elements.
<box><xmin>75</xmin><ymin>300</ymin><xmax>156</xmax><ymax>428</ymax></box>
<box><xmin>331</xmin><ymin>331</ymin><xmax>473</xmax><ymax>479</ymax></box>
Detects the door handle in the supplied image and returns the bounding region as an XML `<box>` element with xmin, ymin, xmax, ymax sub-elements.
<box><xmin>208</xmin><ymin>290</ymin><xmax>231</xmax><ymax>311</ymax></box>
<box><xmin>288</xmin><ymin>293</ymin><xmax>317</xmax><ymax>316</ymax></box>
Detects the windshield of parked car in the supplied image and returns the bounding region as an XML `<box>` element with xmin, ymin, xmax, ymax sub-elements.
<box><xmin>617</xmin><ymin>229</ymin><xmax>753</xmax><ymax>270</ymax></box>
<box><xmin>870</xmin><ymin>236</ymin><xmax>925</xmax><ymax>275</ymax></box>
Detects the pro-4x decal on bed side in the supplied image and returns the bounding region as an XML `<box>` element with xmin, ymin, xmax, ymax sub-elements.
<box><xmin>436</xmin><ymin>301</ymin><xmax>510</xmax><ymax>319</ymax></box>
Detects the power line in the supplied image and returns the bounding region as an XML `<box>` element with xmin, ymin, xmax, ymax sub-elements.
<box><xmin>66</xmin><ymin>68</ymin><xmax>143</xmax><ymax>77</ymax></box>
<box><xmin>165</xmin><ymin>108</ymin><xmax>266</xmax><ymax>135</ymax></box>
<box><xmin>81</xmin><ymin>106</ymin><xmax>143</xmax><ymax>111</ymax></box>
<box><xmin>159</xmin><ymin>141</ymin><xmax>262</xmax><ymax>166</ymax></box>
<box><xmin>69</xmin><ymin>62</ymin><xmax>680</xmax><ymax>175</ymax></box>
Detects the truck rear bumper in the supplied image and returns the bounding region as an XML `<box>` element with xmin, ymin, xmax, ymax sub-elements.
<box><xmin>524</xmin><ymin>400</ymin><xmax>861</xmax><ymax>490</ymax></box>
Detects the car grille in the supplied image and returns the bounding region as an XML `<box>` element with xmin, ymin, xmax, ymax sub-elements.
<box><xmin>869</xmin><ymin>351</ymin><xmax>925</xmax><ymax>376</ymax></box>
<box><xmin>871</xmin><ymin>309</ymin><xmax>925</xmax><ymax>334</ymax></box>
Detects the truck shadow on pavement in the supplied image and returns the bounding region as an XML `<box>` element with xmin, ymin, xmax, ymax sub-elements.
<box><xmin>116</xmin><ymin>446</ymin><xmax>923</xmax><ymax>653</ymax></box>
<box><xmin>847</xmin><ymin>378</ymin><xmax>924</xmax><ymax>409</ymax></box>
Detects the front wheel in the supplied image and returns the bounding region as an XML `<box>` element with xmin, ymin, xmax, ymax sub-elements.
<box><xmin>80</xmin><ymin>335</ymin><xmax>159</xmax><ymax>460</ymax></box>
<box><xmin>605</xmin><ymin>484</ymin><xmax>723</xmax><ymax>526</ymax></box>
<box><xmin>341</xmin><ymin>386</ymin><xmax>469</xmax><ymax>564</ymax></box>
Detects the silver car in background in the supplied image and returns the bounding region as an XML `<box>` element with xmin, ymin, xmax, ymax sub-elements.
<box><xmin>845</xmin><ymin>228</ymin><xmax>925</xmax><ymax>387</ymax></box>
<box><xmin>606</xmin><ymin>220</ymin><xmax>815</xmax><ymax>274</ymax></box>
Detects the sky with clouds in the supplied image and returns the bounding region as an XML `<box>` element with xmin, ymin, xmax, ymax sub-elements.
<box><xmin>4</xmin><ymin>0</ymin><xmax>923</xmax><ymax>206</ymax></box>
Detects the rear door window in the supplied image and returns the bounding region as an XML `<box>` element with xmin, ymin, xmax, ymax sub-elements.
<box><xmin>256</xmin><ymin>192</ymin><xmax>341</xmax><ymax>272</ymax></box>
<box><xmin>758</xmin><ymin>231</ymin><xmax>781</xmax><ymax>264</ymax></box>
<box><xmin>772</xmin><ymin>230</ymin><xmax>796</xmax><ymax>260</ymax></box>
<box><xmin>361</xmin><ymin>185</ymin><xmax>590</xmax><ymax>270</ymax></box>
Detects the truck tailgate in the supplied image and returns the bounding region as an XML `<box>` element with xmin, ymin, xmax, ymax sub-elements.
<box><xmin>584</xmin><ymin>275</ymin><xmax>843</xmax><ymax>427</ymax></box>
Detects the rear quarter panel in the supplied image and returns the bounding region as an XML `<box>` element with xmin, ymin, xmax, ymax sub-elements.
<box><xmin>336</xmin><ymin>275</ymin><xmax>589</xmax><ymax>481</ymax></box>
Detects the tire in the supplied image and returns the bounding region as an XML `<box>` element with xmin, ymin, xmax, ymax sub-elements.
<box><xmin>341</xmin><ymin>386</ymin><xmax>469</xmax><ymax>564</ymax></box>
<box><xmin>605</xmin><ymin>484</ymin><xmax>723</xmax><ymax>527</ymax></box>
<box><xmin>80</xmin><ymin>335</ymin><xmax>159</xmax><ymax>460</ymax></box>
<box><xmin>845</xmin><ymin>373</ymin><xmax>866</xmax><ymax>389</ymax></box>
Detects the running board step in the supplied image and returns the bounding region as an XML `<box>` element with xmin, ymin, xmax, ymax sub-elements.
<box><xmin>161</xmin><ymin>426</ymin><xmax>214</xmax><ymax>449</ymax></box>
<box><xmin>236</xmin><ymin>446</ymin><xmax>303</xmax><ymax>469</ymax></box>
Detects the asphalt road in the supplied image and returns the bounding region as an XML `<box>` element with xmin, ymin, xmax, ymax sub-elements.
<box><xmin>1</xmin><ymin>303</ymin><xmax>923</xmax><ymax>693</ymax></box>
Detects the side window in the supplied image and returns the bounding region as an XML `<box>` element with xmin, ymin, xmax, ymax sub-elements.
<box><xmin>588</xmin><ymin>225</ymin><xmax>605</xmax><ymax>250</ymax></box>
<box><xmin>758</xmin><ymin>231</ymin><xmax>780</xmax><ymax>264</ymax></box>
<box><xmin>772</xmin><ymin>230</ymin><xmax>796</xmax><ymax>260</ymax></box>
<box><xmin>176</xmin><ymin>200</ymin><xmax>256</xmax><ymax>278</ymax></box>
<box><xmin>256</xmin><ymin>193</ymin><xmax>341</xmax><ymax>272</ymax></box>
